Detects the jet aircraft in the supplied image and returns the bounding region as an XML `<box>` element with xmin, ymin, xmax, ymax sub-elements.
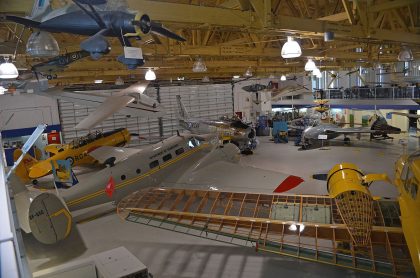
<box><xmin>5</xmin><ymin>0</ymin><xmax>186</xmax><ymax>69</ymax></box>
<box><xmin>12</xmin><ymin>133</ymin><xmax>303</xmax><ymax>244</ymax></box>
<box><xmin>14</xmin><ymin>128</ymin><xmax>130</xmax><ymax>183</ymax></box>
<box><xmin>31</xmin><ymin>50</ymin><xmax>90</xmax><ymax>80</ymax></box>
<box><xmin>299</xmin><ymin>114</ymin><xmax>401</xmax><ymax>149</ymax></box>
<box><xmin>176</xmin><ymin>95</ymin><xmax>256</xmax><ymax>153</ymax></box>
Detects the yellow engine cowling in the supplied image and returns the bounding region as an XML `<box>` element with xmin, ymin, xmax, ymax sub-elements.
<box><xmin>327</xmin><ymin>163</ymin><xmax>374</xmax><ymax>246</ymax></box>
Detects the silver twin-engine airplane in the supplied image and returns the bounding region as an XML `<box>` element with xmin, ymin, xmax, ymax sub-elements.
<box><xmin>176</xmin><ymin>95</ymin><xmax>256</xmax><ymax>153</ymax></box>
<box><xmin>13</xmin><ymin>133</ymin><xmax>304</xmax><ymax>245</ymax></box>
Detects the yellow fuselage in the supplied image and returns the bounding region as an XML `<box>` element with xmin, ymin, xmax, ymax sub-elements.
<box><xmin>394</xmin><ymin>155</ymin><xmax>420</xmax><ymax>275</ymax></box>
<box><xmin>28</xmin><ymin>128</ymin><xmax>130</xmax><ymax>179</ymax></box>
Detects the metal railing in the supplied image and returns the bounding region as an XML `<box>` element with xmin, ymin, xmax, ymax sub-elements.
<box><xmin>324</xmin><ymin>87</ymin><xmax>419</xmax><ymax>100</ymax></box>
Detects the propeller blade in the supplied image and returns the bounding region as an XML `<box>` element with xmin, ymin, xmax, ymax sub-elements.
<box><xmin>150</xmin><ymin>22</ymin><xmax>186</xmax><ymax>42</ymax></box>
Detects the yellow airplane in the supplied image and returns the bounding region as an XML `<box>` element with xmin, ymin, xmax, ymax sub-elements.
<box><xmin>14</xmin><ymin>128</ymin><xmax>131</xmax><ymax>183</ymax></box>
<box><xmin>393</xmin><ymin>151</ymin><xmax>420</xmax><ymax>275</ymax></box>
<box><xmin>324</xmin><ymin>152</ymin><xmax>420</xmax><ymax>275</ymax></box>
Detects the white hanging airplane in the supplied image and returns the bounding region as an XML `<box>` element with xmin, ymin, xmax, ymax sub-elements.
<box><xmin>38</xmin><ymin>81</ymin><xmax>165</xmax><ymax>130</ymax></box>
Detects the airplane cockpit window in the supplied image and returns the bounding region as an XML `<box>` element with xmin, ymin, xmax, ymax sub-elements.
<box><xmin>175</xmin><ymin>148</ymin><xmax>184</xmax><ymax>156</ymax></box>
<box><xmin>188</xmin><ymin>137</ymin><xmax>201</xmax><ymax>148</ymax></box>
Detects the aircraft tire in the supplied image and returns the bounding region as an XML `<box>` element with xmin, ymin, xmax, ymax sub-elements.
<box><xmin>47</xmin><ymin>75</ymin><xmax>52</xmax><ymax>80</ymax></box>
<box><xmin>32</xmin><ymin>179</ymin><xmax>38</xmax><ymax>185</ymax></box>
<box><xmin>65</xmin><ymin>156</ymin><xmax>74</xmax><ymax>165</ymax></box>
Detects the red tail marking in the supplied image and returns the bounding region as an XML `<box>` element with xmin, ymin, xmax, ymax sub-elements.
<box><xmin>273</xmin><ymin>175</ymin><xmax>304</xmax><ymax>193</ymax></box>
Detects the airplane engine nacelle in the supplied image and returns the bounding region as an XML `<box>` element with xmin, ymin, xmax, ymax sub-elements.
<box><xmin>133</xmin><ymin>13</ymin><xmax>151</xmax><ymax>35</ymax></box>
<box><xmin>28</xmin><ymin>192</ymin><xmax>72</xmax><ymax>244</ymax></box>
<box><xmin>80</xmin><ymin>33</ymin><xmax>110</xmax><ymax>60</ymax></box>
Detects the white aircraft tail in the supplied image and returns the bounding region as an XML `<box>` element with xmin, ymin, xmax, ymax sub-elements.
<box><xmin>176</xmin><ymin>95</ymin><xmax>190</xmax><ymax>120</ymax></box>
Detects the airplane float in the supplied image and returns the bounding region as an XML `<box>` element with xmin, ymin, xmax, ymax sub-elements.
<box><xmin>14</xmin><ymin>128</ymin><xmax>131</xmax><ymax>183</ymax></box>
<box><xmin>5</xmin><ymin>0</ymin><xmax>186</xmax><ymax>69</ymax></box>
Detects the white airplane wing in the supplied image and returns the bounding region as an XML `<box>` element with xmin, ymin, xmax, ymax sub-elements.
<box><xmin>38</xmin><ymin>86</ymin><xmax>165</xmax><ymax>125</ymax></box>
<box><xmin>111</xmin><ymin>81</ymin><xmax>149</xmax><ymax>97</ymax></box>
<box><xmin>89</xmin><ymin>146</ymin><xmax>141</xmax><ymax>165</ymax></box>
<box><xmin>324</xmin><ymin>127</ymin><xmax>377</xmax><ymax>134</ymax></box>
<box><xmin>391</xmin><ymin>112</ymin><xmax>420</xmax><ymax>119</ymax></box>
<box><xmin>75</xmin><ymin>95</ymin><xmax>135</xmax><ymax>130</ymax></box>
<box><xmin>165</xmin><ymin>161</ymin><xmax>305</xmax><ymax>195</ymax></box>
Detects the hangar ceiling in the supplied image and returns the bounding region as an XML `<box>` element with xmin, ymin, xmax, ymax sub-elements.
<box><xmin>1</xmin><ymin>0</ymin><xmax>420</xmax><ymax>84</ymax></box>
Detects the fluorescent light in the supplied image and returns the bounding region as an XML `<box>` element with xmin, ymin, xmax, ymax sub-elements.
<box><xmin>304</xmin><ymin>59</ymin><xmax>317</xmax><ymax>71</ymax></box>
<box><xmin>145</xmin><ymin>68</ymin><xmax>156</xmax><ymax>80</ymax></box>
<box><xmin>0</xmin><ymin>58</ymin><xmax>19</xmax><ymax>79</ymax></box>
<box><xmin>281</xmin><ymin>36</ymin><xmax>302</xmax><ymax>58</ymax></box>
<box><xmin>233</xmin><ymin>75</ymin><xmax>241</xmax><ymax>79</ymax></box>
<box><xmin>94</xmin><ymin>79</ymin><xmax>103</xmax><ymax>83</ymax></box>
<box><xmin>280</xmin><ymin>75</ymin><xmax>286</xmax><ymax>81</ymax></box>
<box><xmin>289</xmin><ymin>224</ymin><xmax>297</xmax><ymax>231</ymax></box>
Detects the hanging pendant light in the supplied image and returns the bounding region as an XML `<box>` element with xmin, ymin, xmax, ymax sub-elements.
<box><xmin>281</xmin><ymin>36</ymin><xmax>302</xmax><ymax>58</ymax></box>
<box><xmin>0</xmin><ymin>57</ymin><xmax>19</xmax><ymax>79</ymax></box>
<box><xmin>280</xmin><ymin>75</ymin><xmax>286</xmax><ymax>81</ymax></box>
<box><xmin>145</xmin><ymin>68</ymin><xmax>156</xmax><ymax>80</ymax></box>
<box><xmin>312</xmin><ymin>68</ymin><xmax>322</xmax><ymax>79</ymax></box>
<box><xmin>397</xmin><ymin>46</ymin><xmax>414</xmax><ymax>62</ymax></box>
<box><xmin>244</xmin><ymin>66</ymin><xmax>253</xmax><ymax>77</ymax></box>
<box><xmin>304</xmin><ymin>59</ymin><xmax>317</xmax><ymax>71</ymax></box>
<box><xmin>192</xmin><ymin>57</ymin><xmax>207</xmax><ymax>72</ymax></box>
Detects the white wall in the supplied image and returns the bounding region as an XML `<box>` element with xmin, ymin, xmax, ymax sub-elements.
<box><xmin>0</xmin><ymin>93</ymin><xmax>60</xmax><ymax>131</ymax></box>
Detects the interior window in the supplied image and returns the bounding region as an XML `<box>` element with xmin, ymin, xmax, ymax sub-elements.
<box><xmin>163</xmin><ymin>153</ymin><xmax>172</xmax><ymax>162</ymax></box>
<box><xmin>175</xmin><ymin>148</ymin><xmax>184</xmax><ymax>156</ymax></box>
<box><xmin>149</xmin><ymin>160</ymin><xmax>159</xmax><ymax>169</ymax></box>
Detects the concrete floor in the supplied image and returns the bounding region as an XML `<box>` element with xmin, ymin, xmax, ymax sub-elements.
<box><xmin>24</xmin><ymin>134</ymin><xmax>418</xmax><ymax>277</ymax></box>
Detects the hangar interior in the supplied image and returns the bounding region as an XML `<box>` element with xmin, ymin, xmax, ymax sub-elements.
<box><xmin>0</xmin><ymin>0</ymin><xmax>419</xmax><ymax>277</ymax></box>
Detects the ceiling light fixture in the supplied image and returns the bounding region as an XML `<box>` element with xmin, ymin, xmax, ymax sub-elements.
<box><xmin>312</xmin><ymin>68</ymin><xmax>322</xmax><ymax>79</ymax></box>
<box><xmin>0</xmin><ymin>57</ymin><xmax>19</xmax><ymax>79</ymax></box>
<box><xmin>145</xmin><ymin>68</ymin><xmax>156</xmax><ymax>80</ymax></box>
<box><xmin>244</xmin><ymin>66</ymin><xmax>253</xmax><ymax>77</ymax></box>
<box><xmin>192</xmin><ymin>57</ymin><xmax>207</xmax><ymax>72</ymax></box>
<box><xmin>232</xmin><ymin>75</ymin><xmax>241</xmax><ymax>79</ymax></box>
<box><xmin>280</xmin><ymin>75</ymin><xmax>286</xmax><ymax>81</ymax></box>
<box><xmin>281</xmin><ymin>36</ymin><xmax>302</xmax><ymax>58</ymax></box>
<box><xmin>304</xmin><ymin>59</ymin><xmax>317</xmax><ymax>71</ymax></box>
<box><xmin>94</xmin><ymin>79</ymin><xmax>103</xmax><ymax>84</ymax></box>
<box><xmin>398</xmin><ymin>46</ymin><xmax>414</xmax><ymax>62</ymax></box>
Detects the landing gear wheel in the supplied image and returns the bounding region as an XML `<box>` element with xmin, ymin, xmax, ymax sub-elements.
<box><xmin>32</xmin><ymin>179</ymin><xmax>38</xmax><ymax>185</ymax></box>
<box><xmin>65</xmin><ymin>156</ymin><xmax>74</xmax><ymax>165</ymax></box>
<box><xmin>46</xmin><ymin>75</ymin><xmax>52</xmax><ymax>80</ymax></box>
<box><xmin>344</xmin><ymin>137</ymin><xmax>351</xmax><ymax>145</ymax></box>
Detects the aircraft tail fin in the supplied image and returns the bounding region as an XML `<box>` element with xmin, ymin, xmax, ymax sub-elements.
<box><xmin>29</xmin><ymin>0</ymin><xmax>51</xmax><ymax>20</ymax></box>
<box><xmin>5</xmin><ymin>15</ymin><xmax>41</xmax><ymax>28</ymax></box>
<box><xmin>13</xmin><ymin>149</ymin><xmax>38</xmax><ymax>183</ymax></box>
<box><xmin>176</xmin><ymin>95</ymin><xmax>190</xmax><ymax>120</ymax></box>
